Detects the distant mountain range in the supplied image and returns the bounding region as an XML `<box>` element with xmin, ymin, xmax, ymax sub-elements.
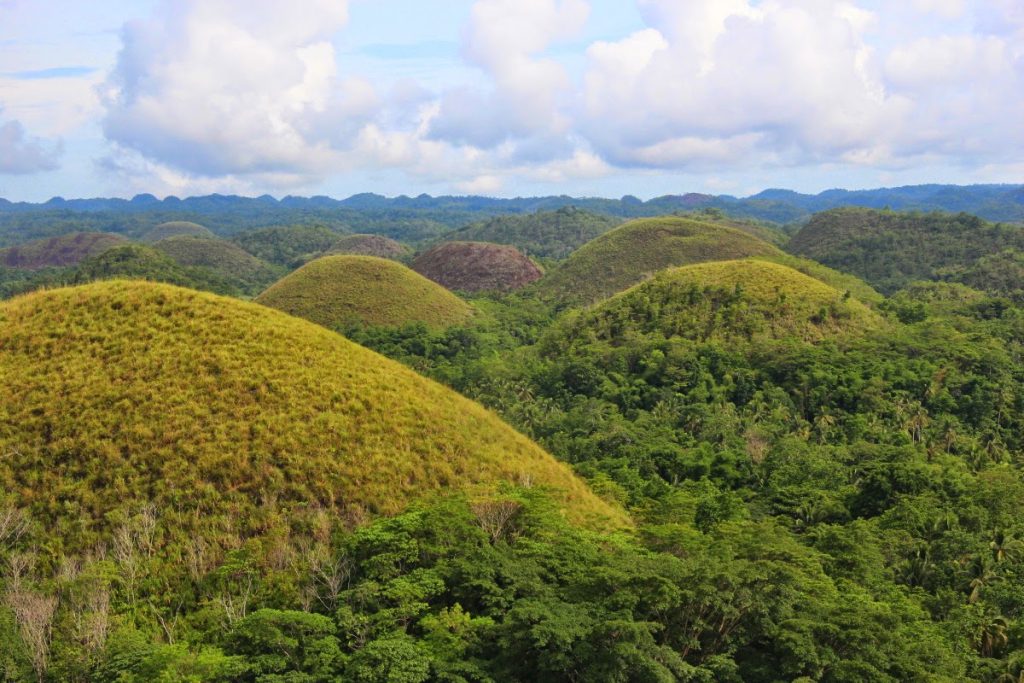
<box><xmin>1</xmin><ymin>183</ymin><xmax>1022</xmax><ymax>226</ymax></box>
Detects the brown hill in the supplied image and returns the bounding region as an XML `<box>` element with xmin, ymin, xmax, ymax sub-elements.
<box><xmin>0</xmin><ymin>232</ymin><xmax>126</xmax><ymax>270</ymax></box>
<box><xmin>327</xmin><ymin>234</ymin><xmax>411</xmax><ymax>260</ymax></box>
<box><xmin>412</xmin><ymin>241</ymin><xmax>543</xmax><ymax>293</ymax></box>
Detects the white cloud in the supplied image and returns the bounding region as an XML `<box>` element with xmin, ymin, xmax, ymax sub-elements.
<box><xmin>0</xmin><ymin>112</ymin><xmax>62</xmax><ymax>174</ymax></box>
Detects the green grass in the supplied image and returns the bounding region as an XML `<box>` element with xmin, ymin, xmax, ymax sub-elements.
<box><xmin>0</xmin><ymin>231</ymin><xmax>125</xmax><ymax>269</ymax></box>
<box><xmin>0</xmin><ymin>280</ymin><xmax>627</xmax><ymax>561</ymax></box>
<box><xmin>326</xmin><ymin>234</ymin><xmax>411</xmax><ymax>261</ymax></box>
<box><xmin>142</xmin><ymin>221</ymin><xmax>216</xmax><ymax>243</ymax></box>
<box><xmin>155</xmin><ymin>235</ymin><xmax>283</xmax><ymax>295</ymax></box>
<box><xmin>411</xmin><ymin>241</ymin><xmax>544</xmax><ymax>293</ymax></box>
<box><xmin>557</xmin><ymin>259</ymin><xmax>883</xmax><ymax>346</ymax></box>
<box><xmin>535</xmin><ymin>216</ymin><xmax>784</xmax><ymax>305</ymax></box>
<box><xmin>754</xmin><ymin>253</ymin><xmax>884</xmax><ymax>305</ymax></box>
<box><xmin>257</xmin><ymin>254</ymin><xmax>474</xmax><ymax>330</ymax></box>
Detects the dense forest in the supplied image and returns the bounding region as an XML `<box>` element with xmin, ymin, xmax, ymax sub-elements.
<box><xmin>4</xmin><ymin>196</ymin><xmax>1024</xmax><ymax>681</ymax></box>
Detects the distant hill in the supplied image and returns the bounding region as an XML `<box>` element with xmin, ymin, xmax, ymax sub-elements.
<box><xmin>0</xmin><ymin>281</ymin><xmax>625</xmax><ymax>564</ymax></box>
<box><xmin>552</xmin><ymin>259</ymin><xmax>882</xmax><ymax>347</ymax></box>
<box><xmin>440</xmin><ymin>207</ymin><xmax>622</xmax><ymax>259</ymax></box>
<box><xmin>536</xmin><ymin>216</ymin><xmax>783</xmax><ymax>305</ymax></box>
<box><xmin>326</xmin><ymin>233</ymin><xmax>411</xmax><ymax>260</ymax></box>
<box><xmin>787</xmin><ymin>208</ymin><xmax>1024</xmax><ymax>294</ymax></box>
<box><xmin>257</xmin><ymin>255</ymin><xmax>473</xmax><ymax>329</ymax></box>
<box><xmin>233</xmin><ymin>225</ymin><xmax>342</xmax><ymax>267</ymax></box>
<box><xmin>69</xmin><ymin>243</ymin><xmax>241</xmax><ymax>295</ymax></box>
<box><xmin>0</xmin><ymin>231</ymin><xmax>125</xmax><ymax>269</ymax></box>
<box><xmin>154</xmin><ymin>235</ymin><xmax>282</xmax><ymax>296</ymax></box>
<box><xmin>142</xmin><ymin>220</ymin><xmax>216</xmax><ymax>243</ymax></box>
<box><xmin>412</xmin><ymin>241</ymin><xmax>543</xmax><ymax>292</ymax></box>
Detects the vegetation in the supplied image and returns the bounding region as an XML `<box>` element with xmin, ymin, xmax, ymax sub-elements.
<box><xmin>0</xmin><ymin>232</ymin><xmax>125</xmax><ymax>269</ymax></box>
<box><xmin>440</xmin><ymin>207</ymin><xmax>622</xmax><ymax>259</ymax></box>
<box><xmin>256</xmin><ymin>255</ymin><xmax>474</xmax><ymax>330</ymax></box>
<box><xmin>536</xmin><ymin>216</ymin><xmax>783</xmax><ymax>305</ymax></box>
<box><xmin>154</xmin><ymin>236</ymin><xmax>283</xmax><ymax>296</ymax></box>
<box><xmin>412</xmin><ymin>242</ymin><xmax>544</xmax><ymax>293</ymax></box>
<box><xmin>326</xmin><ymin>234</ymin><xmax>411</xmax><ymax>261</ymax></box>
<box><xmin>232</xmin><ymin>225</ymin><xmax>343</xmax><ymax>268</ymax></box>
<box><xmin>787</xmin><ymin>207</ymin><xmax>1024</xmax><ymax>294</ymax></box>
<box><xmin>141</xmin><ymin>221</ymin><xmax>215</xmax><ymax>243</ymax></box>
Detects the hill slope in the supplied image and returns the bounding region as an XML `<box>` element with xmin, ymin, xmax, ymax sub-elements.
<box><xmin>441</xmin><ymin>207</ymin><xmax>622</xmax><ymax>259</ymax></box>
<box><xmin>787</xmin><ymin>208</ymin><xmax>1024</xmax><ymax>294</ymax></box>
<box><xmin>412</xmin><ymin>241</ymin><xmax>543</xmax><ymax>292</ymax></box>
<box><xmin>154</xmin><ymin>235</ymin><xmax>282</xmax><ymax>295</ymax></box>
<box><xmin>0</xmin><ymin>231</ymin><xmax>125</xmax><ymax>269</ymax></box>
<box><xmin>326</xmin><ymin>233</ymin><xmax>411</xmax><ymax>260</ymax></box>
<box><xmin>69</xmin><ymin>243</ymin><xmax>240</xmax><ymax>295</ymax></box>
<box><xmin>233</xmin><ymin>225</ymin><xmax>342</xmax><ymax>267</ymax></box>
<box><xmin>0</xmin><ymin>281</ymin><xmax>624</xmax><ymax>560</ymax></box>
<box><xmin>257</xmin><ymin>255</ymin><xmax>473</xmax><ymax>329</ymax></box>
<box><xmin>536</xmin><ymin>216</ymin><xmax>783</xmax><ymax>305</ymax></box>
<box><xmin>142</xmin><ymin>220</ymin><xmax>216</xmax><ymax>243</ymax></box>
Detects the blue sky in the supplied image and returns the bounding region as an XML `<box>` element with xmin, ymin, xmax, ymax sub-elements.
<box><xmin>0</xmin><ymin>0</ymin><xmax>1021</xmax><ymax>201</ymax></box>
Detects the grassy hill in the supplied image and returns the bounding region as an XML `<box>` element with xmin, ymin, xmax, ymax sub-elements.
<box><xmin>787</xmin><ymin>207</ymin><xmax>1024</xmax><ymax>294</ymax></box>
<box><xmin>142</xmin><ymin>221</ymin><xmax>216</xmax><ymax>243</ymax></box>
<box><xmin>155</xmin><ymin>235</ymin><xmax>282</xmax><ymax>295</ymax></box>
<box><xmin>0</xmin><ymin>231</ymin><xmax>125</xmax><ymax>269</ymax></box>
<box><xmin>441</xmin><ymin>207</ymin><xmax>622</xmax><ymax>259</ymax></box>
<box><xmin>551</xmin><ymin>259</ymin><xmax>882</xmax><ymax>348</ymax></box>
<box><xmin>233</xmin><ymin>225</ymin><xmax>342</xmax><ymax>267</ymax></box>
<box><xmin>412</xmin><ymin>241</ymin><xmax>543</xmax><ymax>292</ymax></box>
<box><xmin>326</xmin><ymin>233</ymin><xmax>411</xmax><ymax>260</ymax></box>
<box><xmin>755</xmin><ymin>253</ymin><xmax>884</xmax><ymax>305</ymax></box>
<box><xmin>0</xmin><ymin>281</ymin><xmax>625</xmax><ymax>562</ymax></box>
<box><xmin>536</xmin><ymin>216</ymin><xmax>783</xmax><ymax>305</ymax></box>
<box><xmin>69</xmin><ymin>243</ymin><xmax>241</xmax><ymax>295</ymax></box>
<box><xmin>256</xmin><ymin>255</ymin><xmax>473</xmax><ymax>329</ymax></box>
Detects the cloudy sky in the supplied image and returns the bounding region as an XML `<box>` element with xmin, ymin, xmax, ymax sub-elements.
<box><xmin>0</xmin><ymin>0</ymin><xmax>1021</xmax><ymax>201</ymax></box>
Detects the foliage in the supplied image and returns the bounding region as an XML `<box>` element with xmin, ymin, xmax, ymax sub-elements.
<box><xmin>440</xmin><ymin>207</ymin><xmax>622</xmax><ymax>259</ymax></box>
<box><xmin>232</xmin><ymin>226</ymin><xmax>344</xmax><ymax>268</ymax></box>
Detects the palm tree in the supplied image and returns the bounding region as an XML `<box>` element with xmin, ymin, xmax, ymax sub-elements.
<box><xmin>979</xmin><ymin>615</ymin><xmax>1010</xmax><ymax>658</ymax></box>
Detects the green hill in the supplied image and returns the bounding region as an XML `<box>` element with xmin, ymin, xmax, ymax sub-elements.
<box><xmin>555</xmin><ymin>259</ymin><xmax>882</xmax><ymax>346</ymax></box>
<box><xmin>68</xmin><ymin>243</ymin><xmax>240</xmax><ymax>295</ymax></box>
<box><xmin>256</xmin><ymin>255</ymin><xmax>473</xmax><ymax>329</ymax></box>
<box><xmin>787</xmin><ymin>207</ymin><xmax>1024</xmax><ymax>294</ymax></box>
<box><xmin>412</xmin><ymin>241</ymin><xmax>543</xmax><ymax>292</ymax></box>
<box><xmin>0</xmin><ymin>281</ymin><xmax>624</xmax><ymax>561</ymax></box>
<box><xmin>326</xmin><ymin>234</ymin><xmax>411</xmax><ymax>260</ymax></box>
<box><xmin>755</xmin><ymin>253</ymin><xmax>884</xmax><ymax>305</ymax></box>
<box><xmin>536</xmin><ymin>216</ymin><xmax>783</xmax><ymax>305</ymax></box>
<box><xmin>154</xmin><ymin>235</ymin><xmax>282</xmax><ymax>295</ymax></box>
<box><xmin>142</xmin><ymin>221</ymin><xmax>216</xmax><ymax>243</ymax></box>
<box><xmin>0</xmin><ymin>231</ymin><xmax>125</xmax><ymax>269</ymax></box>
<box><xmin>233</xmin><ymin>225</ymin><xmax>341</xmax><ymax>267</ymax></box>
<box><xmin>441</xmin><ymin>207</ymin><xmax>622</xmax><ymax>259</ymax></box>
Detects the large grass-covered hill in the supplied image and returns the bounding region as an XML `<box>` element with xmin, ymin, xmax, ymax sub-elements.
<box><xmin>154</xmin><ymin>235</ymin><xmax>282</xmax><ymax>295</ymax></box>
<box><xmin>141</xmin><ymin>221</ymin><xmax>216</xmax><ymax>243</ymax></box>
<box><xmin>326</xmin><ymin>233</ymin><xmax>411</xmax><ymax>260</ymax></box>
<box><xmin>412</xmin><ymin>241</ymin><xmax>543</xmax><ymax>292</ymax></box>
<box><xmin>441</xmin><ymin>207</ymin><xmax>622</xmax><ymax>259</ymax></box>
<box><xmin>536</xmin><ymin>216</ymin><xmax>783</xmax><ymax>305</ymax></box>
<box><xmin>0</xmin><ymin>280</ymin><xmax>624</xmax><ymax>561</ymax></box>
<box><xmin>256</xmin><ymin>255</ymin><xmax>473</xmax><ymax>329</ymax></box>
<box><xmin>0</xmin><ymin>232</ymin><xmax>125</xmax><ymax>269</ymax></box>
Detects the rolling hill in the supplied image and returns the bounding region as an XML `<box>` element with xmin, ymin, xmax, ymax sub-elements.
<box><xmin>0</xmin><ymin>231</ymin><xmax>125</xmax><ymax>269</ymax></box>
<box><xmin>154</xmin><ymin>235</ymin><xmax>282</xmax><ymax>295</ymax></box>
<box><xmin>536</xmin><ymin>216</ymin><xmax>783</xmax><ymax>305</ymax></box>
<box><xmin>232</xmin><ymin>225</ymin><xmax>342</xmax><ymax>267</ymax></box>
<box><xmin>440</xmin><ymin>207</ymin><xmax>622</xmax><ymax>259</ymax></box>
<box><xmin>0</xmin><ymin>281</ymin><xmax>625</xmax><ymax>563</ymax></box>
<box><xmin>142</xmin><ymin>220</ymin><xmax>216</xmax><ymax>243</ymax></box>
<box><xmin>412</xmin><ymin>241</ymin><xmax>543</xmax><ymax>292</ymax></box>
<box><xmin>326</xmin><ymin>233</ymin><xmax>411</xmax><ymax>260</ymax></box>
<box><xmin>69</xmin><ymin>243</ymin><xmax>241</xmax><ymax>295</ymax></box>
<box><xmin>256</xmin><ymin>255</ymin><xmax>473</xmax><ymax>329</ymax></box>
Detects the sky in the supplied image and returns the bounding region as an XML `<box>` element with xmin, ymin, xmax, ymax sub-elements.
<box><xmin>0</xmin><ymin>0</ymin><xmax>1022</xmax><ymax>201</ymax></box>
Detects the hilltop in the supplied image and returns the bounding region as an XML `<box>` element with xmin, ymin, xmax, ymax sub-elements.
<box><xmin>326</xmin><ymin>233</ymin><xmax>411</xmax><ymax>260</ymax></box>
<box><xmin>787</xmin><ymin>207</ymin><xmax>1024</xmax><ymax>294</ymax></box>
<box><xmin>536</xmin><ymin>216</ymin><xmax>783</xmax><ymax>305</ymax></box>
<box><xmin>154</xmin><ymin>235</ymin><xmax>282</xmax><ymax>295</ymax></box>
<box><xmin>256</xmin><ymin>255</ymin><xmax>473</xmax><ymax>329</ymax></box>
<box><xmin>554</xmin><ymin>259</ymin><xmax>881</xmax><ymax>347</ymax></box>
<box><xmin>412</xmin><ymin>241</ymin><xmax>543</xmax><ymax>292</ymax></box>
<box><xmin>67</xmin><ymin>243</ymin><xmax>241</xmax><ymax>295</ymax></box>
<box><xmin>232</xmin><ymin>225</ymin><xmax>341</xmax><ymax>267</ymax></box>
<box><xmin>141</xmin><ymin>220</ymin><xmax>216</xmax><ymax>243</ymax></box>
<box><xmin>441</xmin><ymin>207</ymin><xmax>622</xmax><ymax>259</ymax></box>
<box><xmin>0</xmin><ymin>231</ymin><xmax>125</xmax><ymax>269</ymax></box>
<box><xmin>0</xmin><ymin>281</ymin><xmax>624</xmax><ymax>562</ymax></box>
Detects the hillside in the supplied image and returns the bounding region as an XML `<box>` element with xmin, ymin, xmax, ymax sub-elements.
<box><xmin>0</xmin><ymin>231</ymin><xmax>125</xmax><ymax>269</ymax></box>
<box><xmin>326</xmin><ymin>233</ymin><xmax>411</xmax><ymax>260</ymax></box>
<box><xmin>555</xmin><ymin>259</ymin><xmax>881</xmax><ymax>346</ymax></box>
<box><xmin>69</xmin><ymin>243</ymin><xmax>240</xmax><ymax>295</ymax></box>
<box><xmin>233</xmin><ymin>225</ymin><xmax>342</xmax><ymax>267</ymax></box>
<box><xmin>141</xmin><ymin>220</ymin><xmax>216</xmax><ymax>243</ymax></box>
<box><xmin>154</xmin><ymin>235</ymin><xmax>282</xmax><ymax>295</ymax></box>
<box><xmin>0</xmin><ymin>281</ymin><xmax>624</xmax><ymax>560</ymax></box>
<box><xmin>412</xmin><ymin>241</ymin><xmax>543</xmax><ymax>292</ymax></box>
<box><xmin>441</xmin><ymin>207</ymin><xmax>622</xmax><ymax>259</ymax></box>
<box><xmin>256</xmin><ymin>255</ymin><xmax>473</xmax><ymax>329</ymax></box>
<box><xmin>536</xmin><ymin>216</ymin><xmax>783</xmax><ymax>305</ymax></box>
<box><xmin>787</xmin><ymin>207</ymin><xmax>1024</xmax><ymax>293</ymax></box>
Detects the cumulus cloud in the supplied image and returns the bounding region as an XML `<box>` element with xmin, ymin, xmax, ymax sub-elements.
<box><xmin>0</xmin><ymin>113</ymin><xmax>62</xmax><ymax>174</ymax></box>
